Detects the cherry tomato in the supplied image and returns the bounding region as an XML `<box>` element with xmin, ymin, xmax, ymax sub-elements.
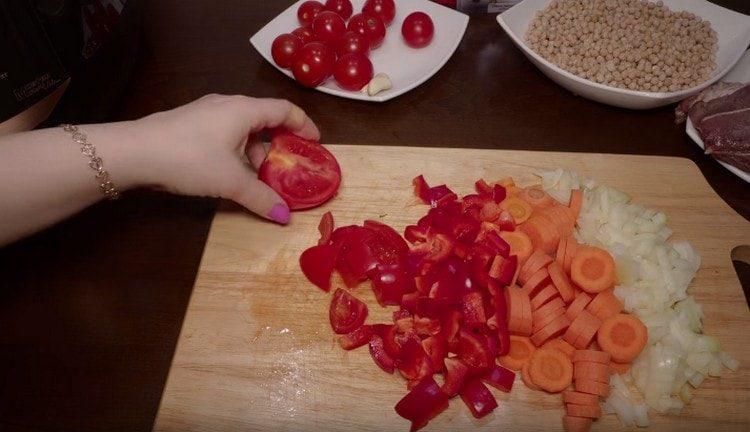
<box><xmin>291</xmin><ymin>26</ymin><xmax>317</xmax><ymax>45</ymax></box>
<box><xmin>362</xmin><ymin>0</ymin><xmax>396</xmax><ymax>26</ymax></box>
<box><xmin>347</xmin><ymin>13</ymin><xmax>386</xmax><ymax>49</ymax></box>
<box><xmin>292</xmin><ymin>42</ymin><xmax>335</xmax><ymax>88</ymax></box>
<box><xmin>259</xmin><ymin>131</ymin><xmax>341</xmax><ymax>210</ymax></box>
<box><xmin>333</xmin><ymin>53</ymin><xmax>373</xmax><ymax>91</ymax></box>
<box><xmin>324</xmin><ymin>0</ymin><xmax>353</xmax><ymax>20</ymax></box>
<box><xmin>329</xmin><ymin>288</ymin><xmax>368</xmax><ymax>334</ymax></box>
<box><xmin>271</xmin><ymin>33</ymin><xmax>303</xmax><ymax>69</ymax></box>
<box><xmin>335</xmin><ymin>30</ymin><xmax>370</xmax><ymax>57</ymax></box>
<box><xmin>401</xmin><ymin>12</ymin><xmax>434</xmax><ymax>48</ymax></box>
<box><xmin>312</xmin><ymin>10</ymin><xmax>347</xmax><ymax>45</ymax></box>
<box><xmin>297</xmin><ymin>1</ymin><xmax>324</xmax><ymax>27</ymax></box>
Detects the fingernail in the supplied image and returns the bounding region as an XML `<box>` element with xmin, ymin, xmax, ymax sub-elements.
<box><xmin>267</xmin><ymin>203</ymin><xmax>290</xmax><ymax>225</ymax></box>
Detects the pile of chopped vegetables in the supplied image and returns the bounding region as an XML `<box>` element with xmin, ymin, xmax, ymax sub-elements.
<box><xmin>298</xmin><ymin>170</ymin><xmax>738</xmax><ymax>432</ymax></box>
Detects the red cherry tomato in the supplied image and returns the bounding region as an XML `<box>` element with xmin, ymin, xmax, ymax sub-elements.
<box><xmin>271</xmin><ymin>33</ymin><xmax>303</xmax><ymax>69</ymax></box>
<box><xmin>312</xmin><ymin>10</ymin><xmax>347</xmax><ymax>45</ymax></box>
<box><xmin>292</xmin><ymin>42</ymin><xmax>335</xmax><ymax>87</ymax></box>
<box><xmin>297</xmin><ymin>1</ymin><xmax>324</xmax><ymax>27</ymax></box>
<box><xmin>401</xmin><ymin>12</ymin><xmax>434</xmax><ymax>48</ymax></box>
<box><xmin>329</xmin><ymin>288</ymin><xmax>368</xmax><ymax>334</ymax></box>
<box><xmin>333</xmin><ymin>53</ymin><xmax>373</xmax><ymax>91</ymax></box>
<box><xmin>347</xmin><ymin>13</ymin><xmax>386</xmax><ymax>49</ymax></box>
<box><xmin>324</xmin><ymin>0</ymin><xmax>353</xmax><ymax>20</ymax></box>
<box><xmin>258</xmin><ymin>131</ymin><xmax>341</xmax><ymax>210</ymax></box>
<box><xmin>362</xmin><ymin>0</ymin><xmax>396</xmax><ymax>26</ymax></box>
<box><xmin>291</xmin><ymin>26</ymin><xmax>317</xmax><ymax>45</ymax></box>
<box><xmin>335</xmin><ymin>30</ymin><xmax>370</xmax><ymax>57</ymax></box>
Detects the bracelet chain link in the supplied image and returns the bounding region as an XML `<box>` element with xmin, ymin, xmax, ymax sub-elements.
<box><xmin>61</xmin><ymin>124</ymin><xmax>120</xmax><ymax>200</ymax></box>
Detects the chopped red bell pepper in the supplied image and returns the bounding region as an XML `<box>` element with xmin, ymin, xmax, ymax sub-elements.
<box><xmin>481</xmin><ymin>364</ymin><xmax>515</xmax><ymax>393</ymax></box>
<box><xmin>461</xmin><ymin>292</ymin><xmax>486</xmax><ymax>326</ymax></box>
<box><xmin>393</xmin><ymin>308</ymin><xmax>412</xmax><ymax>321</ymax></box>
<box><xmin>370</xmin><ymin>263</ymin><xmax>414</xmax><ymax>307</ymax></box>
<box><xmin>404</xmin><ymin>225</ymin><xmax>429</xmax><ymax>243</ymax></box>
<box><xmin>459</xmin><ymin>379</ymin><xmax>498</xmax><ymax>418</ymax></box>
<box><xmin>373</xmin><ymin>324</ymin><xmax>405</xmax><ymax>358</ymax></box>
<box><xmin>441</xmin><ymin>357</ymin><xmax>470</xmax><ymax>396</ymax></box>
<box><xmin>339</xmin><ymin>325</ymin><xmax>374</xmax><ymax>350</ymax></box>
<box><xmin>299</xmin><ymin>244</ymin><xmax>338</xmax><ymax>292</ymax></box>
<box><xmin>440</xmin><ymin>310</ymin><xmax>462</xmax><ymax>352</ymax></box>
<box><xmin>317</xmin><ymin>211</ymin><xmax>334</xmax><ymax>245</ymax></box>
<box><xmin>421</xmin><ymin>335</ymin><xmax>448</xmax><ymax>373</ymax></box>
<box><xmin>489</xmin><ymin>254</ymin><xmax>518</xmax><ymax>286</ymax></box>
<box><xmin>401</xmin><ymin>292</ymin><xmax>419</xmax><ymax>312</ymax></box>
<box><xmin>413</xmin><ymin>316</ymin><xmax>441</xmax><ymax>337</ymax></box>
<box><xmin>484</xmin><ymin>231</ymin><xmax>511</xmax><ymax>258</ymax></box>
<box><xmin>456</xmin><ymin>329</ymin><xmax>493</xmax><ymax>372</ymax></box>
<box><xmin>496</xmin><ymin>210</ymin><xmax>516</xmax><ymax>231</ymax></box>
<box><xmin>410</xmin><ymin>233</ymin><xmax>453</xmax><ymax>263</ymax></box>
<box><xmin>474</xmin><ymin>179</ymin><xmax>493</xmax><ymax>196</ymax></box>
<box><xmin>369</xmin><ymin>335</ymin><xmax>396</xmax><ymax>374</ymax></box>
<box><xmin>394</xmin><ymin>377</ymin><xmax>449</xmax><ymax>432</ymax></box>
<box><xmin>491</xmin><ymin>184</ymin><xmax>507</xmax><ymax>203</ymax></box>
<box><xmin>397</xmin><ymin>338</ymin><xmax>433</xmax><ymax>382</ymax></box>
<box><xmin>412</xmin><ymin>175</ymin><xmax>431</xmax><ymax>204</ymax></box>
<box><xmin>461</xmin><ymin>194</ymin><xmax>485</xmax><ymax>210</ymax></box>
<box><xmin>329</xmin><ymin>289</ymin><xmax>368</xmax><ymax>334</ymax></box>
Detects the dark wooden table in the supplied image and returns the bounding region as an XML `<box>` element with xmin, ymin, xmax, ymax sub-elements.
<box><xmin>1</xmin><ymin>1</ymin><xmax>748</xmax><ymax>431</ymax></box>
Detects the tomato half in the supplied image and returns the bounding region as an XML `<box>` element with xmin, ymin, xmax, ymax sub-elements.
<box><xmin>401</xmin><ymin>12</ymin><xmax>434</xmax><ymax>48</ymax></box>
<box><xmin>258</xmin><ymin>132</ymin><xmax>341</xmax><ymax>210</ymax></box>
<box><xmin>271</xmin><ymin>33</ymin><xmax>303</xmax><ymax>69</ymax></box>
<box><xmin>347</xmin><ymin>12</ymin><xmax>386</xmax><ymax>49</ymax></box>
<box><xmin>329</xmin><ymin>288</ymin><xmax>368</xmax><ymax>334</ymax></box>
<box><xmin>324</xmin><ymin>0</ymin><xmax>353</xmax><ymax>20</ymax></box>
<box><xmin>362</xmin><ymin>0</ymin><xmax>396</xmax><ymax>27</ymax></box>
<box><xmin>299</xmin><ymin>244</ymin><xmax>337</xmax><ymax>291</ymax></box>
<box><xmin>297</xmin><ymin>1</ymin><xmax>325</xmax><ymax>27</ymax></box>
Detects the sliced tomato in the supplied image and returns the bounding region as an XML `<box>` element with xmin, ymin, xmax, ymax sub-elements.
<box><xmin>459</xmin><ymin>379</ymin><xmax>498</xmax><ymax>419</ymax></box>
<box><xmin>317</xmin><ymin>211</ymin><xmax>334</xmax><ymax>245</ymax></box>
<box><xmin>333</xmin><ymin>226</ymin><xmax>376</xmax><ymax>287</ymax></box>
<box><xmin>369</xmin><ymin>263</ymin><xmax>414</xmax><ymax>307</ymax></box>
<box><xmin>456</xmin><ymin>328</ymin><xmax>492</xmax><ymax>372</ymax></box>
<box><xmin>441</xmin><ymin>357</ymin><xmax>469</xmax><ymax>396</ymax></box>
<box><xmin>258</xmin><ymin>132</ymin><xmax>341</xmax><ymax>210</ymax></box>
<box><xmin>339</xmin><ymin>325</ymin><xmax>373</xmax><ymax>350</ymax></box>
<box><xmin>394</xmin><ymin>378</ymin><xmax>449</xmax><ymax>432</ymax></box>
<box><xmin>369</xmin><ymin>335</ymin><xmax>395</xmax><ymax>373</ymax></box>
<box><xmin>397</xmin><ymin>338</ymin><xmax>433</xmax><ymax>382</ymax></box>
<box><xmin>482</xmin><ymin>364</ymin><xmax>515</xmax><ymax>393</ymax></box>
<box><xmin>329</xmin><ymin>288</ymin><xmax>368</xmax><ymax>334</ymax></box>
<box><xmin>299</xmin><ymin>244</ymin><xmax>337</xmax><ymax>291</ymax></box>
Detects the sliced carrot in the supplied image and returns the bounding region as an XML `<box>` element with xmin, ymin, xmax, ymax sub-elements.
<box><xmin>570</xmin><ymin>247</ymin><xmax>616</xmax><ymax>294</ymax></box>
<box><xmin>609</xmin><ymin>361</ymin><xmax>632</xmax><ymax>375</ymax></box>
<box><xmin>563</xmin><ymin>237</ymin><xmax>579</xmax><ymax>275</ymax></box>
<box><xmin>565</xmin><ymin>292</ymin><xmax>592</xmax><ymax>321</ymax></box>
<box><xmin>562</xmin><ymin>415</ymin><xmax>592</xmax><ymax>432</ymax></box>
<box><xmin>573</xmin><ymin>362</ymin><xmax>610</xmax><ymax>383</ymax></box>
<box><xmin>498</xmin><ymin>335</ymin><xmax>536</xmax><ymax>371</ymax></box>
<box><xmin>541</xmin><ymin>206</ymin><xmax>574</xmax><ymax>238</ymax></box>
<box><xmin>574</xmin><ymin>379</ymin><xmax>611</xmax><ymax>397</ymax></box>
<box><xmin>532</xmin><ymin>297</ymin><xmax>565</xmax><ymax>324</ymax></box>
<box><xmin>521</xmin><ymin>360</ymin><xmax>541</xmax><ymax>391</ymax></box>
<box><xmin>521</xmin><ymin>267</ymin><xmax>551</xmax><ymax>297</ymax></box>
<box><xmin>548</xmin><ymin>261</ymin><xmax>575</xmax><ymax>303</ymax></box>
<box><xmin>544</xmin><ymin>338</ymin><xmax>576</xmax><ymax>358</ymax></box>
<box><xmin>500</xmin><ymin>231</ymin><xmax>534</xmax><ymax>264</ymax></box>
<box><xmin>563</xmin><ymin>390</ymin><xmax>599</xmax><ymax>406</ymax></box>
<box><xmin>556</xmin><ymin>236</ymin><xmax>568</xmax><ymax>267</ymax></box>
<box><xmin>569</xmin><ymin>189</ymin><xmax>583</xmax><ymax>220</ymax></box>
<box><xmin>597</xmin><ymin>313</ymin><xmax>648</xmax><ymax>363</ymax></box>
<box><xmin>586</xmin><ymin>290</ymin><xmax>623</xmax><ymax>321</ymax></box>
<box><xmin>527</xmin><ymin>347</ymin><xmax>574</xmax><ymax>393</ymax></box>
<box><xmin>520</xmin><ymin>186</ymin><xmax>554</xmax><ymax>209</ymax></box>
<box><xmin>572</xmin><ymin>312</ymin><xmax>602</xmax><ymax>350</ymax></box>
<box><xmin>520</xmin><ymin>290</ymin><xmax>533</xmax><ymax>336</ymax></box>
<box><xmin>506</xmin><ymin>286</ymin><xmax>524</xmax><ymax>335</ymax></box>
<box><xmin>531</xmin><ymin>314</ymin><xmax>571</xmax><ymax>347</ymax></box>
<box><xmin>532</xmin><ymin>303</ymin><xmax>565</xmax><ymax>334</ymax></box>
<box><xmin>521</xmin><ymin>215</ymin><xmax>560</xmax><ymax>256</ymax></box>
<box><xmin>519</xmin><ymin>250</ymin><xmax>553</xmax><ymax>285</ymax></box>
<box><xmin>501</xmin><ymin>197</ymin><xmax>533</xmax><ymax>224</ymax></box>
<box><xmin>531</xmin><ymin>284</ymin><xmax>559</xmax><ymax>310</ymax></box>
<box><xmin>566</xmin><ymin>403</ymin><xmax>601</xmax><ymax>419</ymax></box>
<box><xmin>572</xmin><ymin>350</ymin><xmax>611</xmax><ymax>364</ymax></box>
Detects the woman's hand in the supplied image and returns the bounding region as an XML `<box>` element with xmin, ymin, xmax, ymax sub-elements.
<box><xmin>131</xmin><ymin>94</ymin><xmax>320</xmax><ymax>224</ymax></box>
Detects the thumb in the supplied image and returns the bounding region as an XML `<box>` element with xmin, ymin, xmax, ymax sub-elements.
<box><xmin>228</xmin><ymin>168</ymin><xmax>291</xmax><ymax>225</ymax></box>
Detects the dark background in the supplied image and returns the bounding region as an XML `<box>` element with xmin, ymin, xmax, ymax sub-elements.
<box><xmin>1</xmin><ymin>1</ymin><xmax>749</xmax><ymax>431</ymax></box>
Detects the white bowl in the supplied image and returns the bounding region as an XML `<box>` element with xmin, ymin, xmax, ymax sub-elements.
<box><xmin>686</xmin><ymin>49</ymin><xmax>750</xmax><ymax>183</ymax></box>
<box><xmin>250</xmin><ymin>0</ymin><xmax>469</xmax><ymax>102</ymax></box>
<box><xmin>497</xmin><ymin>0</ymin><xmax>750</xmax><ymax>110</ymax></box>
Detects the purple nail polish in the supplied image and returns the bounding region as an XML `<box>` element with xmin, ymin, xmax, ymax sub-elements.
<box><xmin>268</xmin><ymin>203</ymin><xmax>290</xmax><ymax>225</ymax></box>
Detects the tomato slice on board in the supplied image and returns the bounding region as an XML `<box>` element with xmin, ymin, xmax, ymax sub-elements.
<box><xmin>299</xmin><ymin>244</ymin><xmax>337</xmax><ymax>291</ymax></box>
<box><xmin>329</xmin><ymin>288</ymin><xmax>368</xmax><ymax>334</ymax></box>
<box><xmin>369</xmin><ymin>263</ymin><xmax>414</xmax><ymax>307</ymax></box>
<box><xmin>394</xmin><ymin>377</ymin><xmax>449</xmax><ymax>432</ymax></box>
<box><xmin>258</xmin><ymin>132</ymin><xmax>341</xmax><ymax>210</ymax></box>
<box><xmin>317</xmin><ymin>211</ymin><xmax>334</xmax><ymax>245</ymax></box>
<box><xmin>459</xmin><ymin>379</ymin><xmax>498</xmax><ymax>419</ymax></box>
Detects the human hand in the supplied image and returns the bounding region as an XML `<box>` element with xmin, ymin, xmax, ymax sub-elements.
<box><xmin>130</xmin><ymin>94</ymin><xmax>320</xmax><ymax>224</ymax></box>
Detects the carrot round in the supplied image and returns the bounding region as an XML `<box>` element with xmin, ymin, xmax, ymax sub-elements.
<box><xmin>573</xmin><ymin>361</ymin><xmax>610</xmax><ymax>383</ymax></box>
<box><xmin>572</xmin><ymin>312</ymin><xmax>602</xmax><ymax>350</ymax></box>
<box><xmin>572</xmin><ymin>350</ymin><xmax>611</xmax><ymax>364</ymax></box>
<box><xmin>548</xmin><ymin>261</ymin><xmax>575</xmax><ymax>303</ymax></box>
<box><xmin>565</xmin><ymin>293</ymin><xmax>592</xmax><ymax>321</ymax></box>
<box><xmin>609</xmin><ymin>361</ymin><xmax>632</xmax><ymax>375</ymax></box>
<box><xmin>563</xmin><ymin>237</ymin><xmax>579</xmax><ymax>275</ymax></box>
<box><xmin>532</xmin><ymin>303</ymin><xmax>565</xmax><ymax>334</ymax></box>
<box><xmin>531</xmin><ymin>284</ymin><xmax>559</xmax><ymax>310</ymax></box>
<box><xmin>520</xmin><ymin>186</ymin><xmax>554</xmax><ymax>209</ymax></box>
<box><xmin>519</xmin><ymin>250</ymin><xmax>553</xmax><ymax>285</ymax></box>
<box><xmin>527</xmin><ymin>347</ymin><xmax>574</xmax><ymax>393</ymax></box>
<box><xmin>586</xmin><ymin>290</ymin><xmax>623</xmax><ymax>321</ymax></box>
<box><xmin>570</xmin><ymin>247</ymin><xmax>616</xmax><ymax>294</ymax></box>
<box><xmin>556</xmin><ymin>236</ymin><xmax>568</xmax><ymax>267</ymax></box>
<box><xmin>521</xmin><ymin>361</ymin><xmax>541</xmax><ymax>391</ymax></box>
<box><xmin>500</xmin><ymin>231</ymin><xmax>534</xmax><ymax>264</ymax></box>
<box><xmin>563</xmin><ymin>415</ymin><xmax>592</xmax><ymax>432</ymax></box>
<box><xmin>521</xmin><ymin>215</ymin><xmax>560</xmax><ymax>256</ymax></box>
<box><xmin>569</xmin><ymin>189</ymin><xmax>583</xmax><ymax>219</ymax></box>
<box><xmin>574</xmin><ymin>379</ymin><xmax>611</xmax><ymax>397</ymax></box>
<box><xmin>521</xmin><ymin>267</ymin><xmax>551</xmax><ymax>297</ymax></box>
<box><xmin>520</xmin><ymin>290</ymin><xmax>533</xmax><ymax>336</ymax></box>
<box><xmin>498</xmin><ymin>335</ymin><xmax>536</xmax><ymax>371</ymax></box>
<box><xmin>506</xmin><ymin>287</ymin><xmax>524</xmax><ymax>334</ymax></box>
<box><xmin>544</xmin><ymin>338</ymin><xmax>576</xmax><ymax>358</ymax></box>
<box><xmin>532</xmin><ymin>297</ymin><xmax>565</xmax><ymax>324</ymax></box>
<box><xmin>542</xmin><ymin>206</ymin><xmax>574</xmax><ymax>238</ymax></box>
<box><xmin>501</xmin><ymin>197</ymin><xmax>533</xmax><ymax>224</ymax></box>
<box><xmin>563</xmin><ymin>390</ymin><xmax>599</xmax><ymax>406</ymax></box>
<box><xmin>531</xmin><ymin>314</ymin><xmax>571</xmax><ymax>347</ymax></box>
<box><xmin>597</xmin><ymin>313</ymin><xmax>648</xmax><ymax>363</ymax></box>
<box><xmin>566</xmin><ymin>403</ymin><xmax>601</xmax><ymax>419</ymax></box>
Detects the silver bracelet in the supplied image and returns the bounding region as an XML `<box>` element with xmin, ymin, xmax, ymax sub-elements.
<box><xmin>61</xmin><ymin>124</ymin><xmax>120</xmax><ymax>200</ymax></box>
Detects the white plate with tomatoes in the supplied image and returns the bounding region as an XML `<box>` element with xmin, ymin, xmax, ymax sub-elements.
<box><xmin>250</xmin><ymin>0</ymin><xmax>469</xmax><ymax>102</ymax></box>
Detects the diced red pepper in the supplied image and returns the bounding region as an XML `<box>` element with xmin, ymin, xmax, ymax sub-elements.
<box><xmin>415</xmin><ymin>297</ymin><xmax>454</xmax><ymax>319</ymax></box>
<box><xmin>442</xmin><ymin>357</ymin><xmax>470</xmax><ymax>396</ymax></box>
<box><xmin>339</xmin><ymin>325</ymin><xmax>373</xmax><ymax>350</ymax></box>
<box><xmin>317</xmin><ymin>211</ymin><xmax>334</xmax><ymax>245</ymax></box>
<box><xmin>496</xmin><ymin>210</ymin><xmax>516</xmax><ymax>231</ymax></box>
<box><xmin>480</xmin><ymin>202</ymin><xmax>502</xmax><ymax>222</ymax></box>
<box><xmin>459</xmin><ymin>379</ymin><xmax>498</xmax><ymax>418</ymax></box>
<box><xmin>404</xmin><ymin>225</ymin><xmax>429</xmax><ymax>243</ymax></box>
<box><xmin>370</xmin><ymin>263</ymin><xmax>413</xmax><ymax>307</ymax></box>
<box><xmin>410</xmin><ymin>234</ymin><xmax>454</xmax><ymax>263</ymax></box>
<box><xmin>394</xmin><ymin>377</ymin><xmax>449</xmax><ymax>432</ymax></box>
<box><xmin>401</xmin><ymin>292</ymin><xmax>419</xmax><ymax>312</ymax></box>
<box><xmin>475</xmin><ymin>179</ymin><xmax>493</xmax><ymax>196</ymax></box>
<box><xmin>397</xmin><ymin>338</ymin><xmax>433</xmax><ymax>382</ymax></box>
<box><xmin>456</xmin><ymin>329</ymin><xmax>493</xmax><ymax>372</ymax></box>
<box><xmin>430</xmin><ymin>185</ymin><xmax>458</xmax><ymax>207</ymax></box>
<box><xmin>412</xmin><ymin>175</ymin><xmax>431</xmax><ymax>204</ymax></box>
<box><xmin>329</xmin><ymin>289</ymin><xmax>368</xmax><ymax>334</ymax></box>
<box><xmin>413</xmin><ymin>316</ymin><xmax>441</xmax><ymax>337</ymax></box>
<box><xmin>299</xmin><ymin>244</ymin><xmax>337</xmax><ymax>292</ymax></box>
<box><xmin>422</xmin><ymin>335</ymin><xmax>448</xmax><ymax>373</ymax></box>
<box><xmin>482</xmin><ymin>364</ymin><xmax>515</xmax><ymax>393</ymax></box>
<box><xmin>441</xmin><ymin>310</ymin><xmax>462</xmax><ymax>353</ymax></box>
<box><xmin>488</xmin><ymin>280</ymin><xmax>511</xmax><ymax>356</ymax></box>
<box><xmin>491</xmin><ymin>184</ymin><xmax>507</xmax><ymax>203</ymax></box>
<box><xmin>461</xmin><ymin>292</ymin><xmax>486</xmax><ymax>326</ymax></box>
<box><xmin>373</xmin><ymin>324</ymin><xmax>405</xmax><ymax>359</ymax></box>
<box><xmin>369</xmin><ymin>335</ymin><xmax>396</xmax><ymax>374</ymax></box>
<box><xmin>453</xmin><ymin>242</ymin><xmax>470</xmax><ymax>259</ymax></box>
<box><xmin>393</xmin><ymin>308</ymin><xmax>412</xmax><ymax>321</ymax></box>
<box><xmin>461</xmin><ymin>194</ymin><xmax>485</xmax><ymax>210</ymax></box>
<box><xmin>485</xmin><ymin>231</ymin><xmax>511</xmax><ymax>258</ymax></box>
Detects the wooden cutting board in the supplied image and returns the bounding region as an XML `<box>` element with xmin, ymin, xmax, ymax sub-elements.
<box><xmin>154</xmin><ymin>146</ymin><xmax>750</xmax><ymax>432</ymax></box>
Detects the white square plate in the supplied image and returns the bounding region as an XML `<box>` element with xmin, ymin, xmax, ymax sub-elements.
<box><xmin>250</xmin><ymin>0</ymin><xmax>469</xmax><ymax>102</ymax></box>
<box><xmin>686</xmin><ymin>49</ymin><xmax>750</xmax><ymax>183</ymax></box>
<box><xmin>498</xmin><ymin>0</ymin><xmax>750</xmax><ymax>110</ymax></box>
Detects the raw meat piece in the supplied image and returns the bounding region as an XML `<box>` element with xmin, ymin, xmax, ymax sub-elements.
<box><xmin>697</xmin><ymin>107</ymin><xmax>750</xmax><ymax>172</ymax></box>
